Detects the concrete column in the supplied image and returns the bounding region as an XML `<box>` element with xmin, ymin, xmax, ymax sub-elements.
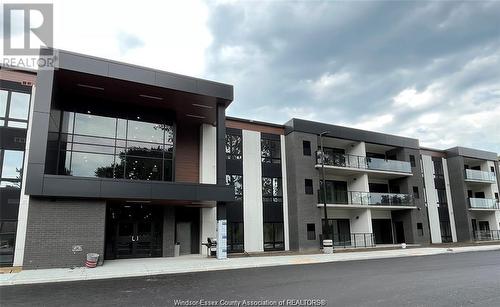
<box><xmin>280</xmin><ymin>135</ymin><xmax>290</xmax><ymax>251</ymax></box>
<box><xmin>242</xmin><ymin>130</ymin><xmax>264</xmax><ymax>252</ymax></box>
<box><xmin>422</xmin><ymin>155</ymin><xmax>442</xmax><ymax>244</ymax></box>
<box><xmin>199</xmin><ymin>124</ymin><xmax>217</xmax><ymax>255</ymax></box>
<box><xmin>442</xmin><ymin>158</ymin><xmax>458</xmax><ymax>242</ymax></box>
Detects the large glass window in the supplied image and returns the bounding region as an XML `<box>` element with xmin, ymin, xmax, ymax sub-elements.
<box><xmin>226</xmin><ymin>174</ymin><xmax>243</xmax><ymax>200</ymax></box>
<box><xmin>263</xmin><ymin>222</ymin><xmax>284</xmax><ymax>251</ymax></box>
<box><xmin>58</xmin><ymin>111</ymin><xmax>175</xmax><ymax>182</ymax></box>
<box><xmin>262</xmin><ymin>177</ymin><xmax>283</xmax><ymax>203</ymax></box>
<box><xmin>0</xmin><ymin>89</ymin><xmax>31</xmax><ymax>128</ymax></box>
<box><xmin>225</xmin><ymin>134</ymin><xmax>242</xmax><ymax>160</ymax></box>
<box><xmin>261</xmin><ymin>138</ymin><xmax>281</xmax><ymax>164</ymax></box>
<box><xmin>0</xmin><ymin>150</ymin><xmax>24</xmax><ymax>188</ymax></box>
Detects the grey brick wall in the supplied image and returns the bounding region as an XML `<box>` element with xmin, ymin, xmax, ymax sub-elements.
<box><xmin>23</xmin><ymin>198</ymin><xmax>106</xmax><ymax>269</ymax></box>
<box><xmin>285</xmin><ymin>131</ymin><xmax>322</xmax><ymax>251</ymax></box>
<box><xmin>446</xmin><ymin>156</ymin><xmax>472</xmax><ymax>241</ymax></box>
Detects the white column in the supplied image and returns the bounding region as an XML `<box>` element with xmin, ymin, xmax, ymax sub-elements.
<box><xmin>199</xmin><ymin>124</ymin><xmax>217</xmax><ymax>255</ymax></box>
<box><xmin>422</xmin><ymin>155</ymin><xmax>442</xmax><ymax>244</ymax></box>
<box><xmin>13</xmin><ymin>86</ymin><xmax>36</xmax><ymax>267</ymax></box>
<box><xmin>242</xmin><ymin>130</ymin><xmax>264</xmax><ymax>252</ymax></box>
<box><xmin>280</xmin><ymin>135</ymin><xmax>290</xmax><ymax>251</ymax></box>
<box><xmin>442</xmin><ymin>158</ymin><xmax>458</xmax><ymax>242</ymax></box>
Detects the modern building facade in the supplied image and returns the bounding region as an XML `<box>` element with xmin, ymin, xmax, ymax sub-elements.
<box><xmin>1</xmin><ymin>50</ymin><xmax>499</xmax><ymax>269</ymax></box>
<box><xmin>284</xmin><ymin>119</ymin><xmax>429</xmax><ymax>251</ymax></box>
<box><xmin>0</xmin><ymin>67</ymin><xmax>36</xmax><ymax>267</ymax></box>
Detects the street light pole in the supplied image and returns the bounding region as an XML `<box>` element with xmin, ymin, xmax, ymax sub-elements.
<box><xmin>319</xmin><ymin>131</ymin><xmax>330</xmax><ymax>243</ymax></box>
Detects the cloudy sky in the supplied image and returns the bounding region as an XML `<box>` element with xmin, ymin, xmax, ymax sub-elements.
<box><xmin>4</xmin><ymin>0</ymin><xmax>500</xmax><ymax>153</ymax></box>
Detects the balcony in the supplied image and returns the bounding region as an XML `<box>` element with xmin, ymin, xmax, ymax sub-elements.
<box><xmin>315</xmin><ymin>152</ymin><xmax>412</xmax><ymax>177</ymax></box>
<box><xmin>464</xmin><ymin>169</ymin><xmax>496</xmax><ymax>183</ymax></box>
<box><xmin>468</xmin><ymin>198</ymin><xmax>500</xmax><ymax>210</ymax></box>
<box><xmin>318</xmin><ymin>190</ymin><xmax>415</xmax><ymax>208</ymax></box>
<box><xmin>473</xmin><ymin>230</ymin><xmax>500</xmax><ymax>241</ymax></box>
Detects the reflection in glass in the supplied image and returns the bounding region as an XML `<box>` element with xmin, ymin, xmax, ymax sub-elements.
<box><xmin>127</xmin><ymin>120</ymin><xmax>164</xmax><ymax>143</ymax></box>
<box><xmin>7</xmin><ymin>121</ymin><xmax>27</xmax><ymax>128</ymax></box>
<box><xmin>74</xmin><ymin>113</ymin><xmax>116</xmax><ymax>138</ymax></box>
<box><xmin>8</xmin><ymin>92</ymin><xmax>30</xmax><ymax>120</ymax></box>
<box><xmin>125</xmin><ymin>156</ymin><xmax>162</xmax><ymax>181</ymax></box>
<box><xmin>226</xmin><ymin>175</ymin><xmax>243</xmax><ymax>199</ymax></box>
<box><xmin>69</xmin><ymin>152</ymin><xmax>115</xmax><ymax>178</ymax></box>
<box><xmin>1</xmin><ymin>150</ymin><xmax>24</xmax><ymax>179</ymax></box>
<box><xmin>58</xmin><ymin>111</ymin><xmax>174</xmax><ymax>182</ymax></box>
<box><xmin>0</xmin><ymin>90</ymin><xmax>7</xmax><ymax>117</ymax></box>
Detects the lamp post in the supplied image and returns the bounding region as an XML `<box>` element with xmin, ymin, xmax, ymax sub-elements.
<box><xmin>318</xmin><ymin>131</ymin><xmax>332</xmax><ymax>252</ymax></box>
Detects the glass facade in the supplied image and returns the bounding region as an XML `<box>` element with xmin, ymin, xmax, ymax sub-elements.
<box><xmin>51</xmin><ymin>111</ymin><xmax>175</xmax><ymax>181</ymax></box>
<box><xmin>0</xmin><ymin>89</ymin><xmax>30</xmax><ymax>129</ymax></box>
<box><xmin>225</xmin><ymin>134</ymin><xmax>242</xmax><ymax>160</ymax></box>
<box><xmin>0</xmin><ymin>83</ymin><xmax>31</xmax><ymax>267</ymax></box>
<box><xmin>262</xmin><ymin>177</ymin><xmax>283</xmax><ymax>203</ymax></box>
<box><xmin>261</xmin><ymin>138</ymin><xmax>281</xmax><ymax>164</ymax></box>
<box><xmin>226</xmin><ymin>174</ymin><xmax>243</xmax><ymax>200</ymax></box>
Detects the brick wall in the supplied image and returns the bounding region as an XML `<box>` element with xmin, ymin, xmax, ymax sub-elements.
<box><xmin>23</xmin><ymin>198</ymin><xmax>106</xmax><ymax>269</ymax></box>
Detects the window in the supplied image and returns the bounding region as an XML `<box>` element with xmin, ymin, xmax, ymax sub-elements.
<box><xmin>227</xmin><ymin>222</ymin><xmax>244</xmax><ymax>253</ymax></box>
<box><xmin>307</xmin><ymin>224</ymin><xmax>316</xmax><ymax>240</ymax></box>
<box><xmin>0</xmin><ymin>89</ymin><xmax>31</xmax><ymax>128</ymax></box>
<box><xmin>412</xmin><ymin>186</ymin><xmax>420</xmax><ymax>199</ymax></box>
<box><xmin>56</xmin><ymin>111</ymin><xmax>174</xmax><ymax>182</ymax></box>
<box><xmin>225</xmin><ymin>134</ymin><xmax>242</xmax><ymax>160</ymax></box>
<box><xmin>226</xmin><ymin>174</ymin><xmax>243</xmax><ymax>200</ymax></box>
<box><xmin>304</xmin><ymin>179</ymin><xmax>313</xmax><ymax>195</ymax></box>
<box><xmin>409</xmin><ymin>155</ymin><xmax>416</xmax><ymax>168</ymax></box>
<box><xmin>263</xmin><ymin>222</ymin><xmax>284</xmax><ymax>251</ymax></box>
<box><xmin>495</xmin><ymin>193</ymin><xmax>499</xmax><ymax>201</ymax></box>
<box><xmin>261</xmin><ymin>138</ymin><xmax>281</xmax><ymax>164</ymax></box>
<box><xmin>262</xmin><ymin>177</ymin><xmax>283</xmax><ymax>203</ymax></box>
<box><xmin>491</xmin><ymin>166</ymin><xmax>495</xmax><ymax>173</ymax></box>
<box><xmin>302</xmin><ymin>140</ymin><xmax>311</xmax><ymax>156</ymax></box>
<box><xmin>417</xmin><ymin>223</ymin><xmax>424</xmax><ymax>236</ymax></box>
<box><xmin>0</xmin><ymin>150</ymin><xmax>24</xmax><ymax>188</ymax></box>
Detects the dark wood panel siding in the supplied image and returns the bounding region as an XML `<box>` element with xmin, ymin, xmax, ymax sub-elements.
<box><xmin>226</xmin><ymin>119</ymin><xmax>284</xmax><ymax>135</ymax></box>
<box><xmin>175</xmin><ymin>122</ymin><xmax>200</xmax><ymax>183</ymax></box>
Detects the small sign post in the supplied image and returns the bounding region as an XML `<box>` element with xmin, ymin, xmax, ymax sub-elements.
<box><xmin>217</xmin><ymin>219</ymin><xmax>227</xmax><ymax>260</ymax></box>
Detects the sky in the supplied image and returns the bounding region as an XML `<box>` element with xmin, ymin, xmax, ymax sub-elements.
<box><xmin>3</xmin><ymin>0</ymin><xmax>500</xmax><ymax>153</ymax></box>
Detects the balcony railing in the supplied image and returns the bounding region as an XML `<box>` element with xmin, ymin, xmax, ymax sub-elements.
<box><xmin>464</xmin><ymin>169</ymin><xmax>496</xmax><ymax>183</ymax></box>
<box><xmin>320</xmin><ymin>233</ymin><xmax>375</xmax><ymax>248</ymax></box>
<box><xmin>469</xmin><ymin>198</ymin><xmax>500</xmax><ymax>209</ymax></box>
<box><xmin>318</xmin><ymin>190</ymin><xmax>414</xmax><ymax>207</ymax></box>
<box><xmin>316</xmin><ymin>151</ymin><xmax>412</xmax><ymax>174</ymax></box>
<box><xmin>473</xmin><ymin>230</ymin><xmax>500</xmax><ymax>241</ymax></box>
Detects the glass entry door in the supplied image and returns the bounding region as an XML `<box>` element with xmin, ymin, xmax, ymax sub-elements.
<box><xmin>106</xmin><ymin>204</ymin><xmax>163</xmax><ymax>259</ymax></box>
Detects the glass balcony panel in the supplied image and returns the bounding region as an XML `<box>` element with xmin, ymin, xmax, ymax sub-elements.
<box><xmin>469</xmin><ymin>198</ymin><xmax>499</xmax><ymax>209</ymax></box>
<box><xmin>464</xmin><ymin>169</ymin><xmax>496</xmax><ymax>182</ymax></box>
<box><xmin>367</xmin><ymin>157</ymin><xmax>412</xmax><ymax>173</ymax></box>
<box><xmin>369</xmin><ymin>193</ymin><xmax>413</xmax><ymax>206</ymax></box>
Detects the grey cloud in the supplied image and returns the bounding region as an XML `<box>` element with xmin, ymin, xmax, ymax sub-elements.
<box><xmin>204</xmin><ymin>1</ymin><xmax>500</xmax><ymax>153</ymax></box>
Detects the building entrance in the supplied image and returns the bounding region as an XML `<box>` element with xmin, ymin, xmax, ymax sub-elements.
<box><xmin>105</xmin><ymin>204</ymin><xmax>163</xmax><ymax>259</ymax></box>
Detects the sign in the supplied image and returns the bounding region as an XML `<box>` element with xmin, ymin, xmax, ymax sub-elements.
<box><xmin>216</xmin><ymin>219</ymin><xmax>227</xmax><ymax>260</ymax></box>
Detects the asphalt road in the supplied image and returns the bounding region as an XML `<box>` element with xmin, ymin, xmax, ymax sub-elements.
<box><xmin>1</xmin><ymin>250</ymin><xmax>500</xmax><ymax>307</ymax></box>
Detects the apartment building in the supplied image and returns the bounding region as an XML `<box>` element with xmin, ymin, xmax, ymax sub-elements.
<box><xmin>1</xmin><ymin>50</ymin><xmax>499</xmax><ymax>269</ymax></box>
<box><xmin>284</xmin><ymin>119</ymin><xmax>429</xmax><ymax>251</ymax></box>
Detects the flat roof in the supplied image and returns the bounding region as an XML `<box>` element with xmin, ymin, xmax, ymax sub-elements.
<box><xmin>284</xmin><ymin>118</ymin><xmax>420</xmax><ymax>149</ymax></box>
<box><xmin>47</xmin><ymin>48</ymin><xmax>233</xmax><ymax>102</ymax></box>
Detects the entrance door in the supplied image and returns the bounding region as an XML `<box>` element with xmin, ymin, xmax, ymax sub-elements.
<box><xmin>394</xmin><ymin>221</ymin><xmax>405</xmax><ymax>243</ymax></box>
<box><xmin>176</xmin><ymin>222</ymin><xmax>192</xmax><ymax>255</ymax></box>
<box><xmin>372</xmin><ymin>219</ymin><xmax>393</xmax><ymax>244</ymax></box>
<box><xmin>106</xmin><ymin>204</ymin><xmax>163</xmax><ymax>259</ymax></box>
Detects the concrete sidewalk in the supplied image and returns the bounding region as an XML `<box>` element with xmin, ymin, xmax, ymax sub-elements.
<box><xmin>1</xmin><ymin>245</ymin><xmax>500</xmax><ymax>286</ymax></box>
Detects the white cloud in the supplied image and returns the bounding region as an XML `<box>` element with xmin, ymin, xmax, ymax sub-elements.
<box><xmin>392</xmin><ymin>85</ymin><xmax>441</xmax><ymax>109</ymax></box>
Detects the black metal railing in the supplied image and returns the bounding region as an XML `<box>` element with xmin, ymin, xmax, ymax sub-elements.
<box><xmin>315</xmin><ymin>151</ymin><xmax>412</xmax><ymax>173</ymax></box>
<box><xmin>320</xmin><ymin>233</ymin><xmax>375</xmax><ymax>248</ymax></box>
<box><xmin>318</xmin><ymin>190</ymin><xmax>414</xmax><ymax>207</ymax></box>
<box><xmin>473</xmin><ymin>230</ymin><xmax>500</xmax><ymax>241</ymax></box>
